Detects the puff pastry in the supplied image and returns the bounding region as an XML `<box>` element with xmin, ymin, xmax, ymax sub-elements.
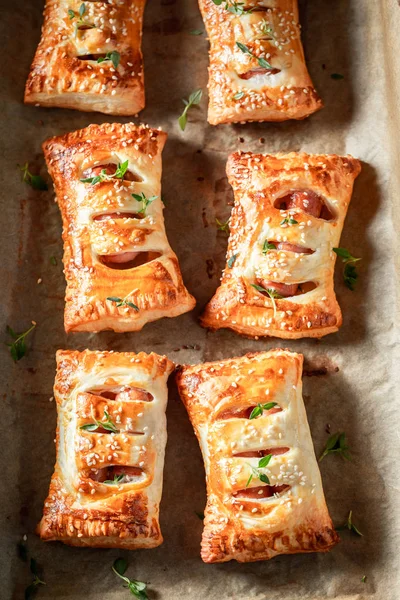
<box><xmin>176</xmin><ymin>349</ymin><xmax>338</xmax><ymax>563</ymax></box>
<box><xmin>43</xmin><ymin>122</ymin><xmax>195</xmax><ymax>332</ymax></box>
<box><xmin>199</xmin><ymin>0</ymin><xmax>322</xmax><ymax>124</ymax></box>
<box><xmin>201</xmin><ymin>151</ymin><xmax>361</xmax><ymax>339</ymax></box>
<box><xmin>38</xmin><ymin>349</ymin><xmax>174</xmax><ymax>548</ymax></box>
<box><xmin>24</xmin><ymin>0</ymin><xmax>146</xmax><ymax>115</ymax></box>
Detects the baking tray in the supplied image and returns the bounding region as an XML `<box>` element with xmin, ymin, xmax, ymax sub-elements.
<box><xmin>1</xmin><ymin>0</ymin><xmax>400</xmax><ymax>598</ymax></box>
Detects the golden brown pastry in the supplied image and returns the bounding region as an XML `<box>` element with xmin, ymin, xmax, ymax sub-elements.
<box><xmin>24</xmin><ymin>0</ymin><xmax>146</xmax><ymax>115</ymax></box>
<box><xmin>199</xmin><ymin>0</ymin><xmax>322</xmax><ymax>124</ymax></box>
<box><xmin>201</xmin><ymin>151</ymin><xmax>361</xmax><ymax>339</ymax></box>
<box><xmin>43</xmin><ymin>122</ymin><xmax>195</xmax><ymax>333</ymax></box>
<box><xmin>38</xmin><ymin>349</ymin><xmax>174</xmax><ymax>548</ymax></box>
<box><xmin>176</xmin><ymin>349</ymin><xmax>338</xmax><ymax>563</ymax></box>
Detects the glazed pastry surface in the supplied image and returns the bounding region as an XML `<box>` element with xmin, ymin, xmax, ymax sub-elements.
<box><xmin>199</xmin><ymin>0</ymin><xmax>322</xmax><ymax>124</ymax></box>
<box><xmin>43</xmin><ymin>122</ymin><xmax>195</xmax><ymax>333</ymax></box>
<box><xmin>38</xmin><ymin>349</ymin><xmax>174</xmax><ymax>548</ymax></box>
<box><xmin>201</xmin><ymin>151</ymin><xmax>361</xmax><ymax>339</ymax></box>
<box><xmin>24</xmin><ymin>0</ymin><xmax>146</xmax><ymax>115</ymax></box>
<box><xmin>176</xmin><ymin>350</ymin><xmax>338</xmax><ymax>563</ymax></box>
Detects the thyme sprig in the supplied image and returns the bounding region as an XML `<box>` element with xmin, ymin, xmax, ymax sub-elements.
<box><xmin>25</xmin><ymin>558</ymin><xmax>46</xmax><ymax>600</ymax></box>
<box><xmin>18</xmin><ymin>163</ymin><xmax>48</xmax><ymax>191</ymax></box>
<box><xmin>251</xmin><ymin>284</ymin><xmax>283</xmax><ymax>318</ymax></box>
<box><xmin>319</xmin><ymin>431</ymin><xmax>351</xmax><ymax>462</ymax></box>
<box><xmin>80</xmin><ymin>409</ymin><xmax>119</xmax><ymax>433</ymax></box>
<box><xmin>131</xmin><ymin>192</ymin><xmax>158</xmax><ymax>215</ymax></box>
<box><xmin>178</xmin><ymin>89</ymin><xmax>202</xmax><ymax>131</ymax></box>
<box><xmin>212</xmin><ymin>0</ymin><xmax>253</xmax><ymax>15</ymax></box>
<box><xmin>112</xmin><ymin>558</ymin><xmax>148</xmax><ymax>600</ymax></box>
<box><xmin>249</xmin><ymin>402</ymin><xmax>278</xmax><ymax>420</ymax></box>
<box><xmin>236</xmin><ymin>42</ymin><xmax>274</xmax><ymax>70</ymax></box>
<box><xmin>97</xmin><ymin>51</ymin><xmax>121</xmax><ymax>69</ymax></box>
<box><xmin>333</xmin><ymin>247</ymin><xmax>361</xmax><ymax>291</ymax></box>
<box><xmin>80</xmin><ymin>160</ymin><xmax>129</xmax><ymax>185</ymax></box>
<box><xmin>246</xmin><ymin>454</ymin><xmax>273</xmax><ymax>487</ymax></box>
<box><xmin>103</xmin><ymin>474</ymin><xmax>125</xmax><ymax>485</ymax></box>
<box><xmin>337</xmin><ymin>510</ymin><xmax>363</xmax><ymax>536</ymax></box>
<box><xmin>6</xmin><ymin>322</ymin><xmax>36</xmax><ymax>362</ymax></box>
<box><xmin>216</xmin><ymin>218</ymin><xmax>229</xmax><ymax>233</ymax></box>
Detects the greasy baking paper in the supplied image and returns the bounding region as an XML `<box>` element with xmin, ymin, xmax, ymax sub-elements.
<box><xmin>1</xmin><ymin>0</ymin><xmax>399</xmax><ymax>598</ymax></box>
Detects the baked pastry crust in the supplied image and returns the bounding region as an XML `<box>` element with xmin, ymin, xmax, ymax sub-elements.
<box><xmin>38</xmin><ymin>349</ymin><xmax>174</xmax><ymax>548</ymax></box>
<box><xmin>199</xmin><ymin>0</ymin><xmax>322</xmax><ymax>124</ymax></box>
<box><xmin>43</xmin><ymin>122</ymin><xmax>195</xmax><ymax>333</ymax></box>
<box><xmin>201</xmin><ymin>151</ymin><xmax>361</xmax><ymax>339</ymax></box>
<box><xmin>176</xmin><ymin>349</ymin><xmax>338</xmax><ymax>563</ymax></box>
<box><xmin>24</xmin><ymin>0</ymin><xmax>146</xmax><ymax>115</ymax></box>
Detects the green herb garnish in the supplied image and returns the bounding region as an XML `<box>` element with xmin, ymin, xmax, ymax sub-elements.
<box><xmin>331</xmin><ymin>73</ymin><xmax>344</xmax><ymax>80</ymax></box>
<box><xmin>212</xmin><ymin>0</ymin><xmax>253</xmax><ymax>15</ymax></box>
<box><xmin>68</xmin><ymin>3</ymin><xmax>96</xmax><ymax>36</ymax></box>
<box><xmin>97</xmin><ymin>50</ymin><xmax>120</xmax><ymax>69</ymax></box>
<box><xmin>246</xmin><ymin>454</ymin><xmax>273</xmax><ymax>487</ymax></box>
<box><xmin>18</xmin><ymin>163</ymin><xmax>48</xmax><ymax>191</ymax></box>
<box><xmin>131</xmin><ymin>192</ymin><xmax>158</xmax><ymax>215</ymax></box>
<box><xmin>103</xmin><ymin>474</ymin><xmax>125</xmax><ymax>485</ymax></box>
<box><xmin>319</xmin><ymin>431</ymin><xmax>351</xmax><ymax>462</ymax></box>
<box><xmin>6</xmin><ymin>322</ymin><xmax>36</xmax><ymax>363</ymax></box>
<box><xmin>233</xmin><ymin>91</ymin><xmax>245</xmax><ymax>100</ymax></box>
<box><xmin>262</xmin><ymin>240</ymin><xmax>276</xmax><ymax>254</ymax></box>
<box><xmin>189</xmin><ymin>29</ymin><xmax>203</xmax><ymax>35</ymax></box>
<box><xmin>107</xmin><ymin>296</ymin><xmax>139</xmax><ymax>311</ymax></box>
<box><xmin>236</xmin><ymin>42</ymin><xmax>274</xmax><ymax>70</ymax></box>
<box><xmin>280</xmin><ymin>217</ymin><xmax>298</xmax><ymax>226</ymax></box>
<box><xmin>112</xmin><ymin>558</ymin><xmax>148</xmax><ymax>600</ymax></box>
<box><xmin>25</xmin><ymin>558</ymin><xmax>46</xmax><ymax>600</ymax></box>
<box><xmin>333</xmin><ymin>247</ymin><xmax>361</xmax><ymax>290</ymax></box>
<box><xmin>216</xmin><ymin>218</ymin><xmax>229</xmax><ymax>233</ymax></box>
<box><xmin>50</xmin><ymin>256</ymin><xmax>57</xmax><ymax>266</ymax></box>
<box><xmin>178</xmin><ymin>89</ymin><xmax>202</xmax><ymax>131</ymax></box>
<box><xmin>361</xmin><ymin>575</ymin><xmax>367</xmax><ymax>583</ymax></box>
<box><xmin>227</xmin><ymin>253</ymin><xmax>238</xmax><ymax>268</ymax></box>
<box><xmin>195</xmin><ymin>511</ymin><xmax>205</xmax><ymax>520</ymax></box>
<box><xmin>249</xmin><ymin>402</ymin><xmax>277</xmax><ymax>420</ymax></box>
<box><xmin>337</xmin><ymin>510</ymin><xmax>363</xmax><ymax>536</ymax></box>
<box><xmin>251</xmin><ymin>284</ymin><xmax>283</xmax><ymax>318</ymax></box>
<box><xmin>80</xmin><ymin>161</ymin><xmax>129</xmax><ymax>185</ymax></box>
<box><xmin>80</xmin><ymin>409</ymin><xmax>119</xmax><ymax>433</ymax></box>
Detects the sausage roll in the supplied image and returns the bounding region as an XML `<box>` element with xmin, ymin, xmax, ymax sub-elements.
<box><xmin>24</xmin><ymin>0</ymin><xmax>146</xmax><ymax>115</ymax></box>
<box><xmin>176</xmin><ymin>349</ymin><xmax>338</xmax><ymax>563</ymax></box>
<box><xmin>38</xmin><ymin>349</ymin><xmax>174</xmax><ymax>548</ymax></box>
<box><xmin>43</xmin><ymin>122</ymin><xmax>195</xmax><ymax>333</ymax></box>
<box><xmin>201</xmin><ymin>151</ymin><xmax>361</xmax><ymax>339</ymax></box>
<box><xmin>199</xmin><ymin>0</ymin><xmax>322</xmax><ymax>125</ymax></box>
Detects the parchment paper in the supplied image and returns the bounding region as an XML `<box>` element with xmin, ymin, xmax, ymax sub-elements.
<box><xmin>1</xmin><ymin>0</ymin><xmax>399</xmax><ymax>598</ymax></box>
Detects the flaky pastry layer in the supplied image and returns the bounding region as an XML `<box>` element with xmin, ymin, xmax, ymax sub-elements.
<box><xmin>201</xmin><ymin>151</ymin><xmax>361</xmax><ymax>339</ymax></box>
<box><xmin>177</xmin><ymin>350</ymin><xmax>338</xmax><ymax>563</ymax></box>
<box><xmin>43</xmin><ymin>122</ymin><xmax>195</xmax><ymax>332</ymax></box>
<box><xmin>38</xmin><ymin>350</ymin><xmax>174</xmax><ymax>548</ymax></box>
<box><xmin>199</xmin><ymin>0</ymin><xmax>322</xmax><ymax>124</ymax></box>
<box><xmin>24</xmin><ymin>0</ymin><xmax>146</xmax><ymax>115</ymax></box>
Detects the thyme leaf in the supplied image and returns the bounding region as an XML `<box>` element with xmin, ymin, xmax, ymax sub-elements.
<box><xmin>131</xmin><ymin>192</ymin><xmax>158</xmax><ymax>215</ymax></box>
<box><xmin>178</xmin><ymin>89</ymin><xmax>202</xmax><ymax>131</ymax></box>
<box><xmin>80</xmin><ymin>409</ymin><xmax>119</xmax><ymax>433</ymax></box>
<box><xmin>319</xmin><ymin>431</ymin><xmax>351</xmax><ymax>462</ymax></box>
<box><xmin>249</xmin><ymin>402</ymin><xmax>278</xmax><ymax>419</ymax></box>
<box><xmin>6</xmin><ymin>322</ymin><xmax>36</xmax><ymax>362</ymax></box>
<box><xmin>333</xmin><ymin>247</ymin><xmax>361</xmax><ymax>290</ymax></box>
<box><xmin>112</xmin><ymin>558</ymin><xmax>148</xmax><ymax>600</ymax></box>
<box><xmin>18</xmin><ymin>163</ymin><xmax>48</xmax><ymax>191</ymax></box>
<box><xmin>216</xmin><ymin>218</ymin><xmax>229</xmax><ymax>233</ymax></box>
<box><xmin>97</xmin><ymin>51</ymin><xmax>120</xmax><ymax>69</ymax></box>
<box><xmin>227</xmin><ymin>253</ymin><xmax>238</xmax><ymax>268</ymax></box>
<box><xmin>245</xmin><ymin>455</ymin><xmax>273</xmax><ymax>487</ymax></box>
<box><xmin>236</xmin><ymin>42</ymin><xmax>273</xmax><ymax>70</ymax></box>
